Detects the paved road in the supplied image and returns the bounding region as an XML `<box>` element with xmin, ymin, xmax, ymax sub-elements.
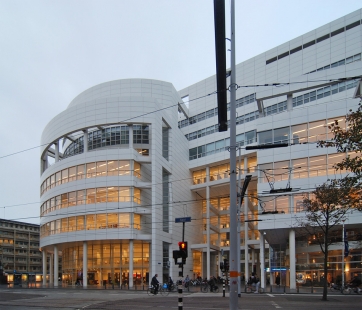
<box><xmin>0</xmin><ymin>287</ymin><xmax>360</xmax><ymax>310</ymax></box>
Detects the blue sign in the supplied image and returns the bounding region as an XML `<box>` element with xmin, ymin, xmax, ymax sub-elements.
<box><xmin>14</xmin><ymin>270</ymin><xmax>16</xmax><ymax>273</ymax></box>
<box><xmin>175</xmin><ymin>217</ymin><xmax>191</xmax><ymax>223</ymax></box>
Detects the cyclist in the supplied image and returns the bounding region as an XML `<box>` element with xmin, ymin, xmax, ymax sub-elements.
<box><xmin>151</xmin><ymin>274</ymin><xmax>159</xmax><ymax>295</ymax></box>
<box><xmin>208</xmin><ymin>276</ymin><xmax>216</xmax><ymax>292</ymax></box>
<box><xmin>167</xmin><ymin>276</ymin><xmax>174</xmax><ymax>291</ymax></box>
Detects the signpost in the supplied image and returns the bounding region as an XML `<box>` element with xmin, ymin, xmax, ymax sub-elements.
<box><xmin>174</xmin><ymin>217</ymin><xmax>191</xmax><ymax>310</ymax></box>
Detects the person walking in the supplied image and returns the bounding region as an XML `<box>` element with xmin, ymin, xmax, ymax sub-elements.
<box><xmin>184</xmin><ymin>275</ymin><xmax>190</xmax><ymax>289</ymax></box>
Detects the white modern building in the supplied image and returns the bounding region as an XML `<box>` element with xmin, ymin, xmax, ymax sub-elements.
<box><xmin>40</xmin><ymin>9</ymin><xmax>362</xmax><ymax>288</ymax></box>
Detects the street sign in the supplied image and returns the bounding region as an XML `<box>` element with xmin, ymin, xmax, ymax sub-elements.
<box><xmin>175</xmin><ymin>217</ymin><xmax>191</xmax><ymax>223</ymax></box>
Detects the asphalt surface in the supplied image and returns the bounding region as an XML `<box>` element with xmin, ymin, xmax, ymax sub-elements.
<box><xmin>0</xmin><ymin>287</ymin><xmax>360</xmax><ymax>310</ymax></box>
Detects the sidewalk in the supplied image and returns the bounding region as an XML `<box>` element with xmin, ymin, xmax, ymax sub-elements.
<box><xmin>0</xmin><ymin>283</ymin><xmax>326</xmax><ymax>295</ymax></box>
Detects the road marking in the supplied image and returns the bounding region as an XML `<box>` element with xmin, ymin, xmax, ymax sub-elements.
<box><xmin>267</xmin><ymin>293</ymin><xmax>275</xmax><ymax>297</ymax></box>
<box><xmin>271</xmin><ymin>301</ymin><xmax>282</xmax><ymax>309</ymax></box>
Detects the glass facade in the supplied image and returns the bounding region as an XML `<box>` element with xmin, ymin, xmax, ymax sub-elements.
<box><xmin>62</xmin><ymin>242</ymin><xmax>149</xmax><ymax>286</ymax></box>
<box><xmin>63</xmin><ymin>126</ymin><xmax>130</xmax><ymax>159</ymax></box>
<box><xmin>40</xmin><ymin>213</ymin><xmax>142</xmax><ymax>237</ymax></box>
<box><xmin>41</xmin><ymin>160</ymin><xmax>141</xmax><ymax>196</ymax></box>
<box><xmin>41</xmin><ymin>187</ymin><xmax>141</xmax><ymax>216</ymax></box>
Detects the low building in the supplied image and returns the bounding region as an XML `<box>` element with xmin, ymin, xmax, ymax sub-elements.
<box><xmin>0</xmin><ymin>219</ymin><xmax>44</xmax><ymax>284</ymax></box>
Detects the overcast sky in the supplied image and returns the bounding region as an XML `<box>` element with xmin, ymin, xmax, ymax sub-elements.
<box><xmin>1</xmin><ymin>0</ymin><xmax>361</xmax><ymax>225</ymax></box>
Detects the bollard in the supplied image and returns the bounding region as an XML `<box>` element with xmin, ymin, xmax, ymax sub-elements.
<box><xmin>311</xmin><ymin>285</ymin><xmax>313</xmax><ymax>294</ymax></box>
<box><xmin>178</xmin><ymin>280</ymin><xmax>183</xmax><ymax>310</ymax></box>
<box><xmin>104</xmin><ymin>282</ymin><xmax>106</xmax><ymax>289</ymax></box>
<box><xmin>222</xmin><ymin>273</ymin><xmax>225</xmax><ymax>297</ymax></box>
<box><xmin>284</xmin><ymin>285</ymin><xmax>286</xmax><ymax>294</ymax></box>
<box><xmin>270</xmin><ymin>284</ymin><xmax>272</xmax><ymax>293</ymax></box>
<box><xmin>112</xmin><ymin>284</ymin><xmax>114</xmax><ymax>290</ymax></box>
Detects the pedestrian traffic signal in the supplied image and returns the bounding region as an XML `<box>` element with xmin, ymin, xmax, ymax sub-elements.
<box><xmin>220</xmin><ymin>261</ymin><xmax>224</xmax><ymax>271</ymax></box>
<box><xmin>173</xmin><ymin>250</ymin><xmax>182</xmax><ymax>265</ymax></box>
<box><xmin>224</xmin><ymin>259</ymin><xmax>229</xmax><ymax>272</ymax></box>
<box><xmin>178</xmin><ymin>241</ymin><xmax>188</xmax><ymax>258</ymax></box>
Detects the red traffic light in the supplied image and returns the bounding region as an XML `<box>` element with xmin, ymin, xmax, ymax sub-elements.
<box><xmin>178</xmin><ymin>241</ymin><xmax>186</xmax><ymax>250</ymax></box>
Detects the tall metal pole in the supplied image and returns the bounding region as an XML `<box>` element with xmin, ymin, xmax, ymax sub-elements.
<box><xmin>342</xmin><ymin>223</ymin><xmax>345</xmax><ymax>288</ymax></box>
<box><xmin>229</xmin><ymin>0</ymin><xmax>238</xmax><ymax>308</ymax></box>
<box><xmin>237</xmin><ymin>147</ymin><xmax>241</xmax><ymax>297</ymax></box>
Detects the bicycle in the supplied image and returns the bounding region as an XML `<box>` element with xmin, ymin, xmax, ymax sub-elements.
<box><xmin>246</xmin><ymin>285</ymin><xmax>264</xmax><ymax>294</ymax></box>
<box><xmin>147</xmin><ymin>285</ymin><xmax>169</xmax><ymax>296</ymax></box>
<box><xmin>201</xmin><ymin>284</ymin><xmax>219</xmax><ymax>293</ymax></box>
<box><xmin>342</xmin><ymin>284</ymin><xmax>361</xmax><ymax>295</ymax></box>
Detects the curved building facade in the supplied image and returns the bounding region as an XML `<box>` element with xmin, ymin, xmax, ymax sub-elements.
<box><xmin>40</xmin><ymin>79</ymin><xmax>196</xmax><ymax>287</ymax></box>
<box><xmin>41</xmin><ymin>9</ymin><xmax>362</xmax><ymax>290</ymax></box>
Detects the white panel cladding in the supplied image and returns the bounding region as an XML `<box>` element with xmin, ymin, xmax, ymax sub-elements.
<box><xmin>40</xmin><ymin>10</ymin><xmax>362</xmax><ymax>279</ymax></box>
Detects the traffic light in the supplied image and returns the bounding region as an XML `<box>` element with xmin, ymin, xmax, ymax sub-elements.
<box><xmin>224</xmin><ymin>259</ymin><xmax>229</xmax><ymax>272</ymax></box>
<box><xmin>219</xmin><ymin>261</ymin><xmax>224</xmax><ymax>272</ymax></box>
<box><xmin>178</xmin><ymin>241</ymin><xmax>188</xmax><ymax>263</ymax></box>
<box><xmin>173</xmin><ymin>250</ymin><xmax>181</xmax><ymax>265</ymax></box>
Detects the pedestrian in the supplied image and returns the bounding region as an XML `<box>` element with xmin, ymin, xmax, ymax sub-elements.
<box><xmin>249</xmin><ymin>272</ymin><xmax>260</xmax><ymax>293</ymax></box>
<box><xmin>184</xmin><ymin>274</ymin><xmax>190</xmax><ymax>288</ymax></box>
<box><xmin>151</xmin><ymin>274</ymin><xmax>159</xmax><ymax>294</ymax></box>
<box><xmin>276</xmin><ymin>274</ymin><xmax>280</xmax><ymax>286</ymax></box>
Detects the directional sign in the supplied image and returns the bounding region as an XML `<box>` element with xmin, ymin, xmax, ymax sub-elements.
<box><xmin>175</xmin><ymin>217</ymin><xmax>191</xmax><ymax>223</ymax></box>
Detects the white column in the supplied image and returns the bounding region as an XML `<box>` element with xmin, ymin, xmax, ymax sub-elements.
<box><xmin>129</xmin><ymin>240</ymin><xmax>134</xmax><ymax>288</ymax></box>
<box><xmin>42</xmin><ymin>153</ymin><xmax>48</xmax><ymax>173</ymax></box>
<box><xmin>83</xmin><ymin>130</ymin><xmax>88</xmax><ymax>153</ymax></box>
<box><xmin>206</xmin><ymin>178</ymin><xmax>210</xmax><ymax>279</ymax></box>
<box><xmin>49</xmin><ymin>253</ymin><xmax>53</xmax><ymax>286</ymax></box>
<box><xmin>287</xmin><ymin>94</ymin><xmax>293</xmax><ymax>111</ymax></box>
<box><xmin>54</xmin><ymin>141</ymin><xmax>59</xmax><ymax>162</ymax></box>
<box><xmin>252</xmin><ymin>249</ymin><xmax>255</xmax><ymax>273</ymax></box>
<box><xmin>260</xmin><ymin>233</ymin><xmax>265</xmax><ymax>289</ymax></box>
<box><xmin>244</xmin><ymin>157</ymin><xmax>249</xmax><ymax>281</ymax></box>
<box><xmin>42</xmin><ymin>250</ymin><xmax>47</xmax><ymax>286</ymax></box>
<box><xmin>83</xmin><ymin>241</ymin><xmax>88</xmax><ymax>288</ymax></box>
<box><xmin>129</xmin><ymin>125</ymin><xmax>133</xmax><ymax>150</ymax></box>
<box><xmin>289</xmin><ymin>229</ymin><xmax>296</xmax><ymax>290</ymax></box>
<box><xmin>54</xmin><ymin>246</ymin><xmax>59</xmax><ymax>287</ymax></box>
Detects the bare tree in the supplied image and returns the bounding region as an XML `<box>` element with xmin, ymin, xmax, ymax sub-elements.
<box><xmin>296</xmin><ymin>101</ymin><xmax>362</xmax><ymax>301</ymax></box>
<box><xmin>297</xmin><ymin>182</ymin><xmax>361</xmax><ymax>300</ymax></box>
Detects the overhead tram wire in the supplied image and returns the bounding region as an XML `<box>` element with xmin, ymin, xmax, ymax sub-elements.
<box><xmin>1</xmin><ymin>75</ymin><xmax>360</xmax><ymax>160</ymax></box>
<box><xmin>4</xmin><ymin>184</ymin><xmax>329</xmax><ymax>223</ymax></box>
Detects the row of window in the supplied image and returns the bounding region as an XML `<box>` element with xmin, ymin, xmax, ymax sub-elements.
<box><xmin>192</xmin><ymin>157</ymin><xmax>257</xmax><ymax>185</ymax></box>
<box><xmin>266</xmin><ymin>19</ymin><xmax>361</xmax><ymax>65</ymax></box>
<box><xmin>263</xmin><ymin>79</ymin><xmax>358</xmax><ymax>118</ymax></box>
<box><xmin>185</xmin><ymin>110</ymin><xmax>260</xmax><ymax>141</ymax></box>
<box><xmin>183</xmin><ymin>77</ymin><xmax>357</xmax><ymax>145</ymax></box>
<box><xmin>178</xmin><ymin>93</ymin><xmax>256</xmax><ymax>129</ymax></box>
<box><xmin>0</xmin><ymin>222</ymin><xmax>39</xmax><ymax>231</ymax></box>
<box><xmin>307</xmin><ymin>53</ymin><xmax>361</xmax><ymax>74</ymax></box>
<box><xmin>259</xmin><ymin>152</ymin><xmax>356</xmax><ymax>183</ymax></box>
<box><xmin>40</xmin><ymin>213</ymin><xmax>141</xmax><ymax>238</ymax></box>
<box><xmin>41</xmin><ymin>160</ymin><xmax>141</xmax><ymax>196</ymax></box>
<box><xmin>63</xmin><ymin>125</ymin><xmax>149</xmax><ymax>159</ymax></box>
<box><xmin>258</xmin><ymin>116</ymin><xmax>346</xmax><ymax>145</ymax></box>
<box><xmin>293</xmin><ymin>80</ymin><xmax>359</xmax><ymax>108</ymax></box>
<box><xmin>189</xmin><ymin>130</ymin><xmax>256</xmax><ymax>160</ymax></box>
<box><xmin>40</xmin><ymin>187</ymin><xmax>141</xmax><ymax>217</ymax></box>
